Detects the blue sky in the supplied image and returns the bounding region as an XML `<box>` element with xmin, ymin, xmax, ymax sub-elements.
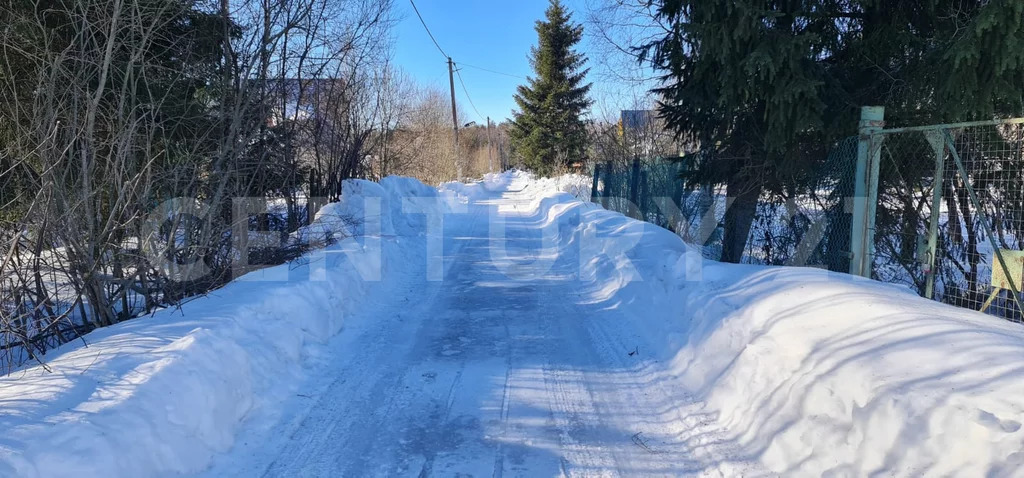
<box><xmin>392</xmin><ymin>0</ymin><xmax>593</xmax><ymax>124</ymax></box>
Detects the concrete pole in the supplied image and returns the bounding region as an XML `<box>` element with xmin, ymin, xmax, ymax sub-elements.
<box><xmin>486</xmin><ymin>117</ymin><xmax>494</xmax><ymax>173</ymax></box>
<box><xmin>448</xmin><ymin>57</ymin><xmax>461</xmax><ymax>179</ymax></box>
<box><xmin>850</xmin><ymin>106</ymin><xmax>885</xmax><ymax>277</ymax></box>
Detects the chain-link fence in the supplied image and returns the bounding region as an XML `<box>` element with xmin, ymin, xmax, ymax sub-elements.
<box><xmin>591</xmin><ymin>158</ymin><xmax>684</xmax><ymax>228</ymax></box>
<box><xmin>591</xmin><ymin>136</ymin><xmax>858</xmax><ymax>272</ymax></box>
<box><xmin>591</xmin><ymin>114</ymin><xmax>1024</xmax><ymax>323</ymax></box>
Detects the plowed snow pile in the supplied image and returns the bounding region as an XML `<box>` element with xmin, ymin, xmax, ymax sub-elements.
<box><xmin>454</xmin><ymin>171</ymin><xmax>1024</xmax><ymax>476</ymax></box>
<box><xmin>0</xmin><ymin>177</ymin><xmax>455</xmax><ymax>477</ymax></box>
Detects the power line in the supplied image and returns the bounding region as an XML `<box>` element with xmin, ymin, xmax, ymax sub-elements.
<box><xmin>406</xmin><ymin>1</ymin><xmax>519</xmax><ymax>127</ymax></box>
<box><xmin>408</xmin><ymin>0</ymin><xmax>448</xmax><ymax>59</ymax></box>
<box><xmin>454</xmin><ymin>65</ymin><xmax>485</xmax><ymax>122</ymax></box>
<box><xmin>460</xmin><ymin>62</ymin><xmax>528</xmax><ymax>80</ymax></box>
<box><xmin>407</xmin><ymin>0</ymin><xmax>522</xmax><ymax>82</ymax></box>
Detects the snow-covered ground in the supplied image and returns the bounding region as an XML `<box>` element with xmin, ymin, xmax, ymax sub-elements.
<box><xmin>2</xmin><ymin>171</ymin><xmax>1023</xmax><ymax>477</ymax></box>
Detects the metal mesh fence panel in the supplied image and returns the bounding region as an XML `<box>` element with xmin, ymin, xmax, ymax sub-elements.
<box><xmin>744</xmin><ymin>137</ymin><xmax>859</xmax><ymax>271</ymax></box>
<box><xmin>593</xmin><ymin>157</ymin><xmax>727</xmax><ymax>260</ymax></box>
<box><xmin>592</xmin><ymin>136</ymin><xmax>859</xmax><ymax>271</ymax></box>
<box><xmin>875</xmin><ymin>121</ymin><xmax>1024</xmax><ymax>321</ymax></box>
<box><xmin>953</xmin><ymin>122</ymin><xmax>1024</xmax><ymax>321</ymax></box>
<box><xmin>593</xmin><ymin>158</ymin><xmax>685</xmax><ymax>229</ymax></box>
<box><xmin>871</xmin><ymin>132</ymin><xmax>939</xmax><ymax>294</ymax></box>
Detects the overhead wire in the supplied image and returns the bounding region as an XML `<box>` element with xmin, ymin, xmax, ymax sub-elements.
<box><xmin>459</xmin><ymin>62</ymin><xmax>528</xmax><ymax>80</ymax></box>
<box><xmin>454</xmin><ymin>65</ymin><xmax>486</xmax><ymax>123</ymax></box>
<box><xmin>407</xmin><ymin>0</ymin><xmax>524</xmax><ymax>121</ymax></box>
<box><xmin>408</xmin><ymin>0</ymin><xmax>448</xmax><ymax>59</ymax></box>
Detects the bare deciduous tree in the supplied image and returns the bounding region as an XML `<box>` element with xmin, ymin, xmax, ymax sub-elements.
<box><xmin>0</xmin><ymin>0</ymin><xmax>395</xmax><ymax>373</ymax></box>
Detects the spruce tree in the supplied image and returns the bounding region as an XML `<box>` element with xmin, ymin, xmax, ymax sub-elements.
<box><xmin>640</xmin><ymin>0</ymin><xmax>1024</xmax><ymax>263</ymax></box>
<box><xmin>510</xmin><ymin>0</ymin><xmax>592</xmax><ymax>176</ymax></box>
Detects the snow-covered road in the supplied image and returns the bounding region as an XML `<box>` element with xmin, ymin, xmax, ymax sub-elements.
<box><xmin>201</xmin><ymin>180</ymin><xmax>755</xmax><ymax>477</ymax></box>
<box><xmin>8</xmin><ymin>172</ymin><xmax>1024</xmax><ymax>477</ymax></box>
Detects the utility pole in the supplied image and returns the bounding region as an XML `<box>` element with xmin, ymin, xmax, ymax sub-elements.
<box><xmin>486</xmin><ymin>116</ymin><xmax>494</xmax><ymax>173</ymax></box>
<box><xmin>448</xmin><ymin>57</ymin><xmax>461</xmax><ymax>179</ymax></box>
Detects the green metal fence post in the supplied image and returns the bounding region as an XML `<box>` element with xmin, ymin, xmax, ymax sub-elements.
<box><xmin>923</xmin><ymin>131</ymin><xmax>946</xmax><ymax>299</ymax></box>
<box><xmin>639</xmin><ymin>169</ymin><xmax>650</xmax><ymax>222</ymax></box>
<box><xmin>628</xmin><ymin>158</ymin><xmax>641</xmax><ymax>218</ymax></box>
<box><xmin>590</xmin><ymin>162</ymin><xmax>601</xmax><ymax>204</ymax></box>
<box><xmin>601</xmin><ymin>161</ymin><xmax>612</xmax><ymax>209</ymax></box>
<box><xmin>850</xmin><ymin>106</ymin><xmax>885</xmax><ymax>277</ymax></box>
<box><xmin>669</xmin><ymin>166</ymin><xmax>685</xmax><ymax>233</ymax></box>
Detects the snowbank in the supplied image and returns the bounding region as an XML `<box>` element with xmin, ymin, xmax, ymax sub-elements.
<box><xmin>526</xmin><ymin>172</ymin><xmax>592</xmax><ymax>199</ymax></box>
<box><xmin>441</xmin><ymin>170</ymin><xmax>591</xmax><ymax>201</ymax></box>
<box><xmin>670</xmin><ymin>265</ymin><xmax>1024</xmax><ymax>476</ymax></box>
<box><xmin>0</xmin><ymin>176</ymin><xmax>455</xmax><ymax>478</ymax></box>
<box><xmin>380</xmin><ymin>176</ymin><xmax>459</xmax><ymax>236</ymax></box>
<box><xmin>292</xmin><ymin>177</ymin><xmax>461</xmax><ymax>245</ymax></box>
<box><xmin>496</xmin><ymin>171</ymin><xmax>1024</xmax><ymax>476</ymax></box>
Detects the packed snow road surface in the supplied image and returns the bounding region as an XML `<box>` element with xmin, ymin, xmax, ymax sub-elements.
<box><xmin>202</xmin><ymin>178</ymin><xmax>756</xmax><ymax>477</ymax></box>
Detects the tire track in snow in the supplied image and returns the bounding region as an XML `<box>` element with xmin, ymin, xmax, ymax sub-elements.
<box><xmin>491</xmin><ymin>323</ymin><xmax>513</xmax><ymax>478</ymax></box>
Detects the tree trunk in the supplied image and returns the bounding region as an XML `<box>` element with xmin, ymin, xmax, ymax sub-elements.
<box><xmin>720</xmin><ymin>172</ymin><xmax>761</xmax><ymax>263</ymax></box>
<box><xmin>956</xmin><ymin>179</ymin><xmax>981</xmax><ymax>303</ymax></box>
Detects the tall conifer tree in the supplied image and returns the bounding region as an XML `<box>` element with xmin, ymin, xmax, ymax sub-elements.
<box><xmin>640</xmin><ymin>0</ymin><xmax>1024</xmax><ymax>263</ymax></box>
<box><xmin>510</xmin><ymin>0</ymin><xmax>592</xmax><ymax>176</ymax></box>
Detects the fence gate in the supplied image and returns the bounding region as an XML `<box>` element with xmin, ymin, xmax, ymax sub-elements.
<box><xmin>852</xmin><ymin>108</ymin><xmax>1024</xmax><ymax>321</ymax></box>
